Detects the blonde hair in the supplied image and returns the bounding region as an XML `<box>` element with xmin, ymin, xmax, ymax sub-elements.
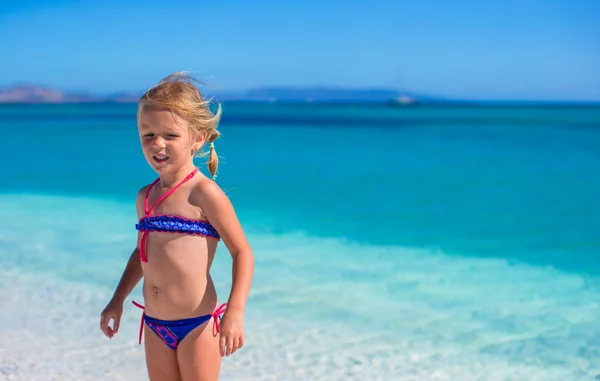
<box><xmin>138</xmin><ymin>71</ymin><xmax>222</xmax><ymax>180</ymax></box>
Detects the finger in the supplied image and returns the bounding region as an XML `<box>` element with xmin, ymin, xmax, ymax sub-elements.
<box><xmin>219</xmin><ymin>334</ymin><xmax>227</xmax><ymax>357</ymax></box>
<box><xmin>113</xmin><ymin>315</ymin><xmax>121</xmax><ymax>334</ymax></box>
<box><xmin>107</xmin><ymin>320</ymin><xmax>115</xmax><ymax>337</ymax></box>
<box><xmin>100</xmin><ymin>313</ymin><xmax>111</xmax><ymax>337</ymax></box>
<box><xmin>108</xmin><ymin>322</ymin><xmax>115</xmax><ymax>337</ymax></box>
<box><xmin>226</xmin><ymin>335</ymin><xmax>234</xmax><ymax>356</ymax></box>
<box><xmin>238</xmin><ymin>335</ymin><xmax>244</xmax><ymax>350</ymax></box>
<box><xmin>231</xmin><ymin>337</ymin><xmax>239</xmax><ymax>354</ymax></box>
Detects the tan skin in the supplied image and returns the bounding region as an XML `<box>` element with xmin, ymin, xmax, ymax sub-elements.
<box><xmin>100</xmin><ymin>103</ymin><xmax>254</xmax><ymax>381</ymax></box>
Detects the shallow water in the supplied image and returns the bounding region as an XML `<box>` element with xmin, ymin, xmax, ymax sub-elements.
<box><xmin>1</xmin><ymin>103</ymin><xmax>600</xmax><ymax>380</ymax></box>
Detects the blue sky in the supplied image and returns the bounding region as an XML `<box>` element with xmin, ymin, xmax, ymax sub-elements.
<box><xmin>1</xmin><ymin>0</ymin><xmax>599</xmax><ymax>101</ymax></box>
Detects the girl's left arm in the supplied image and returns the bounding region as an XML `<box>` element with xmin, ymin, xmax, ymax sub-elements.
<box><xmin>195</xmin><ymin>180</ymin><xmax>254</xmax><ymax>355</ymax></box>
<box><xmin>196</xmin><ymin>180</ymin><xmax>254</xmax><ymax>310</ymax></box>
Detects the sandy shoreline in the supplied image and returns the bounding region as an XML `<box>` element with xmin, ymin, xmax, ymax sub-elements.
<box><xmin>3</xmin><ymin>268</ymin><xmax>593</xmax><ymax>381</ymax></box>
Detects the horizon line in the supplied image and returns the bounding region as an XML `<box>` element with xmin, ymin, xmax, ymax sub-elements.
<box><xmin>0</xmin><ymin>83</ymin><xmax>598</xmax><ymax>104</ymax></box>
<box><xmin>1</xmin><ymin>99</ymin><xmax>600</xmax><ymax>107</ymax></box>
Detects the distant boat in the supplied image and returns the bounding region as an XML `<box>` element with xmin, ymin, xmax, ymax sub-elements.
<box><xmin>387</xmin><ymin>94</ymin><xmax>418</xmax><ymax>106</ymax></box>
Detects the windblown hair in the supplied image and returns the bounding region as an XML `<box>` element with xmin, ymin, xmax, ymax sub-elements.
<box><xmin>138</xmin><ymin>71</ymin><xmax>222</xmax><ymax>180</ymax></box>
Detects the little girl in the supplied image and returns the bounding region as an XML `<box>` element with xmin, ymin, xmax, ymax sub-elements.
<box><xmin>100</xmin><ymin>72</ymin><xmax>254</xmax><ymax>381</ymax></box>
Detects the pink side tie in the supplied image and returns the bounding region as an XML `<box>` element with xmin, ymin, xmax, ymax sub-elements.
<box><xmin>211</xmin><ymin>303</ymin><xmax>228</xmax><ymax>334</ymax></box>
<box><xmin>132</xmin><ymin>300</ymin><xmax>146</xmax><ymax>345</ymax></box>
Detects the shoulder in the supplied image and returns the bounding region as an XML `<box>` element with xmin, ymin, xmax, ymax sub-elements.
<box><xmin>189</xmin><ymin>176</ymin><xmax>233</xmax><ymax>214</ymax></box>
<box><xmin>135</xmin><ymin>184</ymin><xmax>152</xmax><ymax>218</ymax></box>
<box><xmin>189</xmin><ymin>175</ymin><xmax>245</xmax><ymax>239</ymax></box>
<box><xmin>190</xmin><ymin>177</ymin><xmax>235</xmax><ymax>220</ymax></box>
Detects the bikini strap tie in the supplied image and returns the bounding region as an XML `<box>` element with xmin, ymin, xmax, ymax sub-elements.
<box><xmin>132</xmin><ymin>300</ymin><xmax>145</xmax><ymax>345</ymax></box>
<box><xmin>211</xmin><ymin>303</ymin><xmax>228</xmax><ymax>334</ymax></box>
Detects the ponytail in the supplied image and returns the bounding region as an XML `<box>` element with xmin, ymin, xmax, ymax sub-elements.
<box><xmin>207</xmin><ymin>135</ymin><xmax>219</xmax><ymax>181</ymax></box>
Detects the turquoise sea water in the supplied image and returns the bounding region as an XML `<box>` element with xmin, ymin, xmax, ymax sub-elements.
<box><xmin>1</xmin><ymin>102</ymin><xmax>600</xmax><ymax>380</ymax></box>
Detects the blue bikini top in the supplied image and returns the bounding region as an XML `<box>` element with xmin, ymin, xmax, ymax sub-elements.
<box><xmin>136</xmin><ymin>214</ymin><xmax>220</xmax><ymax>239</ymax></box>
<box><xmin>136</xmin><ymin>169</ymin><xmax>221</xmax><ymax>263</ymax></box>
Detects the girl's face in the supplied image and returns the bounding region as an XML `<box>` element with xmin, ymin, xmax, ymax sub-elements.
<box><xmin>137</xmin><ymin>104</ymin><xmax>205</xmax><ymax>175</ymax></box>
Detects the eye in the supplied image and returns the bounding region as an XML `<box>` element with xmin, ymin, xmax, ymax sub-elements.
<box><xmin>143</xmin><ymin>133</ymin><xmax>154</xmax><ymax>138</ymax></box>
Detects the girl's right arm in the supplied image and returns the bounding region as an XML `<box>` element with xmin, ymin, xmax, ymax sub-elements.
<box><xmin>100</xmin><ymin>244</ymin><xmax>143</xmax><ymax>338</ymax></box>
<box><xmin>100</xmin><ymin>186</ymin><xmax>147</xmax><ymax>338</ymax></box>
<box><xmin>109</xmin><ymin>186</ymin><xmax>148</xmax><ymax>304</ymax></box>
<box><xmin>108</xmin><ymin>244</ymin><xmax>143</xmax><ymax>304</ymax></box>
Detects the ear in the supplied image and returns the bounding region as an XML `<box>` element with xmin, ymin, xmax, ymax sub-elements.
<box><xmin>192</xmin><ymin>131</ymin><xmax>207</xmax><ymax>152</ymax></box>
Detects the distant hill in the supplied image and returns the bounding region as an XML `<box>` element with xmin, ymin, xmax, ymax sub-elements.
<box><xmin>0</xmin><ymin>84</ymin><xmax>104</xmax><ymax>103</ymax></box>
<box><xmin>0</xmin><ymin>84</ymin><xmax>426</xmax><ymax>104</ymax></box>
<box><xmin>217</xmin><ymin>87</ymin><xmax>424</xmax><ymax>104</ymax></box>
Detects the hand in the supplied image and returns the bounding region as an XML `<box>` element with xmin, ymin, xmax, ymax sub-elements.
<box><xmin>100</xmin><ymin>298</ymin><xmax>124</xmax><ymax>339</ymax></box>
<box><xmin>218</xmin><ymin>308</ymin><xmax>245</xmax><ymax>357</ymax></box>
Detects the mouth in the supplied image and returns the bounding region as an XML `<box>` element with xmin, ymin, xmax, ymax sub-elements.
<box><xmin>152</xmin><ymin>154</ymin><xmax>169</xmax><ymax>164</ymax></box>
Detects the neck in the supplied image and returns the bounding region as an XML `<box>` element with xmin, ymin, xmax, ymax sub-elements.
<box><xmin>157</xmin><ymin>163</ymin><xmax>198</xmax><ymax>189</ymax></box>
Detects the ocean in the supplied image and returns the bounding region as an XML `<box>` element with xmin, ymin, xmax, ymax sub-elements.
<box><xmin>1</xmin><ymin>102</ymin><xmax>599</xmax><ymax>380</ymax></box>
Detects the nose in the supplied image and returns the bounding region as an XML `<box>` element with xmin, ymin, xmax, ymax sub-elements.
<box><xmin>152</xmin><ymin>136</ymin><xmax>166</xmax><ymax>149</ymax></box>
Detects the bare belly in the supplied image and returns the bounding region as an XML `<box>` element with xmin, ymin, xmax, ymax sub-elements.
<box><xmin>141</xmin><ymin>232</ymin><xmax>219</xmax><ymax>320</ymax></box>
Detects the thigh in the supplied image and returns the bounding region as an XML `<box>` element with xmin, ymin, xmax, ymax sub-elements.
<box><xmin>177</xmin><ymin>319</ymin><xmax>223</xmax><ymax>381</ymax></box>
<box><xmin>144</xmin><ymin>323</ymin><xmax>182</xmax><ymax>381</ymax></box>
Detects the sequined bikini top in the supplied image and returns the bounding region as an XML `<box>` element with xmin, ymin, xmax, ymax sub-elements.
<box><xmin>135</xmin><ymin>168</ymin><xmax>221</xmax><ymax>263</ymax></box>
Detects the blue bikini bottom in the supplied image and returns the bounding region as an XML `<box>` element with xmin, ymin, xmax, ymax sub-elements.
<box><xmin>133</xmin><ymin>300</ymin><xmax>227</xmax><ymax>349</ymax></box>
